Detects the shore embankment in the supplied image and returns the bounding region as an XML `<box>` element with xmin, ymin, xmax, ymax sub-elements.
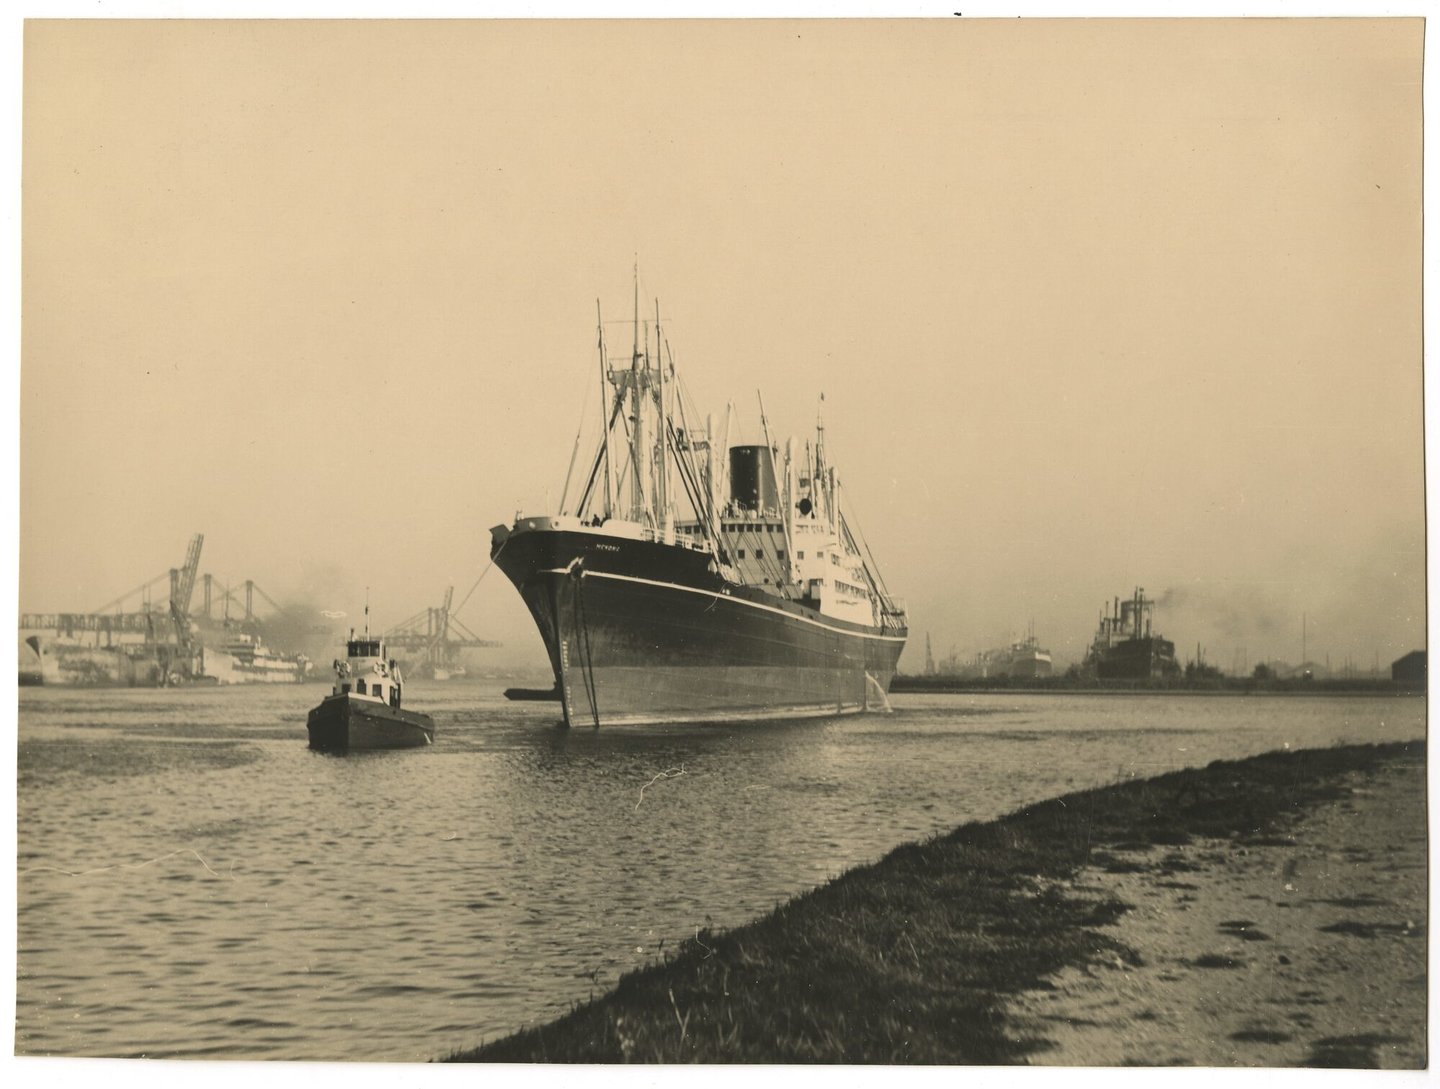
<box><xmin>890</xmin><ymin>674</ymin><xmax>1423</xmax><ymax>695</ymax></box>
<box><xmin>445</xmin><ymin>739</ymin><xmax>1426</xmax><ymax>1065</ymax></box>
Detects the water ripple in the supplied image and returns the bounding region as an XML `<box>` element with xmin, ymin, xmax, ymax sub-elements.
<box><xmin>16</xmin><ymin>683</ymin><xmax>1425</xmax><ymax>1061</ymax></box>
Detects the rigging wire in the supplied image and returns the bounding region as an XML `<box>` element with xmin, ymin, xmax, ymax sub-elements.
<box><xmin>839</xmin><ymin>496</ymin><xmax>896</xmax><ymax>602</ymax></box>
<box><xmin>558</xmin><ymin>364</ymin><xmax>596</xmax><ymax>515</ymax></box>
<box><xmin>451</xmin><ymin>540</ymin><xmax>505</xmax><ymax>620</ymax></box>
<box><xmin>663</xmin><ymin>366</ymin><xmax>791</xmax><ymax>588</ymax></box>
<box><xmin>575</xmin><ymin>386</ymin><xmax>630</xmax><ymax>518</ymax></box>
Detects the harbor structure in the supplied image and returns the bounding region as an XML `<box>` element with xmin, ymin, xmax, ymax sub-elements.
<box><xmin>382</xmin><ymin>586</ymin><xmax>501</xmax><ymax>679</ymax></box>
<box><xmin>19</xmin><ymin>534</ymin><xmax>316</xmax><ymax>685</ymax></box>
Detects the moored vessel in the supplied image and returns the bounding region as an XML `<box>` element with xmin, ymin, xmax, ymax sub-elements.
<box><xmin>199</xmin><ymin>632</ymin><xmax>310</xmax><ymax>684</ymax></box>
<box><xmin>490</xmin><ymin>287</ymin><xmax>907</xmax><ymax>728</ymax></box>
<box><xmin>307</xmin><ymin>634</ymin><xmax>435</xmax><ymax>751</ymax></box>
<box><xmin>972</xmin><ymin>630</ymin><xmax>1053</xmax><ymax>679</ymax></box>
<box><xmin>1083</xmin><ymin>587</ymin><xmax>1180</xmax><ymax>680</ymax></box>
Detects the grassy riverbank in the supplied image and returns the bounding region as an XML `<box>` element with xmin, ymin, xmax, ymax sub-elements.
<box><xmin>890</xmin><ymin>674</ymin><xmax>1422</xmax><ymax>695</ymax></box>
<box><xmin>445</xmin><ymin>739</ymin><xmax>1425</xmax><ymax>1064</ymax></box>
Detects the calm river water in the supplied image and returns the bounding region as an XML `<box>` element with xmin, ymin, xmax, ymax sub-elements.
<box><xmin>14</xmin><ymin>682</ymin><xmax>1425</xmax><ymax>1061</ymax></box>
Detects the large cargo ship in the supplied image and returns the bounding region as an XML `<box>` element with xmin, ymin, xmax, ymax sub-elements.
<box><xmin>1083</xmin><ymin>587</ymin><xmax>1180</xmax><ymax>679</ymax></box>
<box><xmin>491</xmin><ymin>292</ymin><xmax>907</xmax><ymax>727</ymax></box>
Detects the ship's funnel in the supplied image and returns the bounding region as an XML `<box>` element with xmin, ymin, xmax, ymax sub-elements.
<box><xmin>729</xmin><ymin>445</ymin><xmax>778</xmax><ymax>513</ymax></box>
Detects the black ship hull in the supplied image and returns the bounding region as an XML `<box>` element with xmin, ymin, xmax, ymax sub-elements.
<box><xmin>307</xmin><ymin>693</ymin><xmax>435</xmax><ymax>751</ymax></box>
<box><xmin>492</xmin><ymin>522</ymin><xmax>907</xmax><ymax>727</ymax></box>
<box><xmin>1093</xmin><ymin>637</ymin><xmax>1179</xmax><ymax>680</ymax></box>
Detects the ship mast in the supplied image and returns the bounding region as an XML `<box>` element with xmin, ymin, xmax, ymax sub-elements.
<box><xmin>597</xmin><ymin>299</ymin><xmax>613</xmax><ymax>518</ymax></box>
<box><xmin>814</xmin><ymin>394</ymin><xmax>833</xmax><ymax>528</ymax></box>
<box><xmin>656</xmin><ymin>299</ymin><xmax>668</xmax><ymax>535</ymax></box>
<box><xmin>628</xmin><ymin>267</ymin><xmax>649</xmax><ymax>524</ymax></box>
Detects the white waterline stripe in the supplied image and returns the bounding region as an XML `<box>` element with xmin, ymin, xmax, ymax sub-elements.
<box><xmin>576</xmin><ymin>701</ymin><xmax>872</xmax><ymax>728</ymax></box>
<box><xmin>537</xmin><ymin>567</ymin><xmax>908</xmax><ymax>643</ymax></box>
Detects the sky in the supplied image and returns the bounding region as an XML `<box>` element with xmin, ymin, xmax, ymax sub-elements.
<box><xmin>19</xmin><ymin>17</ymin><xmax>1426</xmax><ymax>674</ymax></box>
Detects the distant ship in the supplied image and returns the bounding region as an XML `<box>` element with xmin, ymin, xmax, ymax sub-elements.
<box><xmin>1083</xmin><ymin>588</ymin><xmax>1180</xmax><ymax>679</ymax></box>
<box><xmin>198</xmin><ymin>633</ymin><xmax>310</xmax><ymax>684</ymax></box>
<box><xmin>19</xmin><ymin>635</ymin><xmax>165</xmax><ymax>687</ymax></box>
<box><xmin>490</xmin><ymin>286</ymin><xmax>908</xmax><ymax>727</ymax></box>
<box><xmin>974</xmin><ymin>630</ymin><xmax>1053</xmax><ymax>679</ymax></box>
<box><xmin>20</xmin><ymin>630</ymin><xmax>309</xmax><ymax>686</ymax></box>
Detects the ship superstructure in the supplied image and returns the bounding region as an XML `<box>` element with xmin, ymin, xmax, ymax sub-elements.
<box><xmin>490</xmin><ymin>288</ymin><xmax>907</xmax><ymax>727</ymax></box>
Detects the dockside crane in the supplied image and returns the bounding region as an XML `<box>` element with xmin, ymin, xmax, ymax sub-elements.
<box><xmin>168</xmin><ymin>534</ymin><xmax>204</xmax><ymax>648</ymax></box>
<box><xmin>21</xmin><ymin>533</ymin><xmax>205</xmax><ymax>645</ymax></box>
<box><xmin>427</xmin><ymin>586</ymin><xmax>455</xmax><ymax>669</ymax></box>
<box><xmin>383</xmin><ymin>587</ymin><xmax>501</xmax><ymax>676</ymax></box>
<box><xmin>155</xmin><ymin>533</ymin><xmax>204</xmax><ymax>683</ymax></box>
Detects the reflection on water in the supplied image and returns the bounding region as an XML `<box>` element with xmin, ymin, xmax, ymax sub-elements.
<box><xmin>15</xmin><ymin>682</ymin><xmax>1424</xmax><ymax>1061</ymax></box>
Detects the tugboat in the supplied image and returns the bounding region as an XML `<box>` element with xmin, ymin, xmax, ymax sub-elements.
<box><xmin>307</xmin><ymin>632</ymin><xmax>435</xmax><ymax>751</ymax></box>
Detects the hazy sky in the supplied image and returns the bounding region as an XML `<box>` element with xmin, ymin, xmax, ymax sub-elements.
<box><xmin>20</xmin><ymin>18</ymin><xmax>1424</xmax><ymax>672</ymax></box>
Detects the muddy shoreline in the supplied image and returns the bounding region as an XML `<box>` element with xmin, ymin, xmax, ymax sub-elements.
<box><xmin>445</xmin><ymin>740</ymin><xmax>1426</xmax><ymax>1065</ymax></box>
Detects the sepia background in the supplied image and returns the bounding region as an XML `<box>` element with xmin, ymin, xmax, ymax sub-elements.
<box><xmin>20</xmin><ymin>17</ymin><xmax>1425</xmax><ymax>675</ymax></box>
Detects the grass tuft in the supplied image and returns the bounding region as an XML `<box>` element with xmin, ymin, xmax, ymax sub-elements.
<box><xmin>1193</xmin><ymin>953</ymin><xmax>1246</xmax><ymax>969</ymax></box>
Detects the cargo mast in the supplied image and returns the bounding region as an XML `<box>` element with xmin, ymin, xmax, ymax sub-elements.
<box><xmin>629</xmin><ymin>270</ymin><xmax>646</xmax><ymax>522</ymax></box>
<box><xmin>656</xmin><ymin>300</ymin><xmax>669</xmax><ymax>537</ymax></box>
<box><xmin>596</xmin><ymin>300</ymin><xmax>613</xmax><ymax>519</ymax></box>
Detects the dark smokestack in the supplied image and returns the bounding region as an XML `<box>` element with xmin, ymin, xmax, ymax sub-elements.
<box><xmin>729</xmin><ymin>445</ymin><xmax>779</xmax><ymax>513</ymax></box>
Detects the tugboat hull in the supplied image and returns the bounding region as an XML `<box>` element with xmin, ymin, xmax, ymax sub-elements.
<box><xmin>307</xmin><ymin>694</ymin><xmax>435</xmax><ymax>752</ymax></box>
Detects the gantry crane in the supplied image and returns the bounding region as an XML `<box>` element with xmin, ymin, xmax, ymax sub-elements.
<box><xmin>383</xmin><ymin>586</ymin><xmax>501</xmax><ymax>676</ymax></box>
